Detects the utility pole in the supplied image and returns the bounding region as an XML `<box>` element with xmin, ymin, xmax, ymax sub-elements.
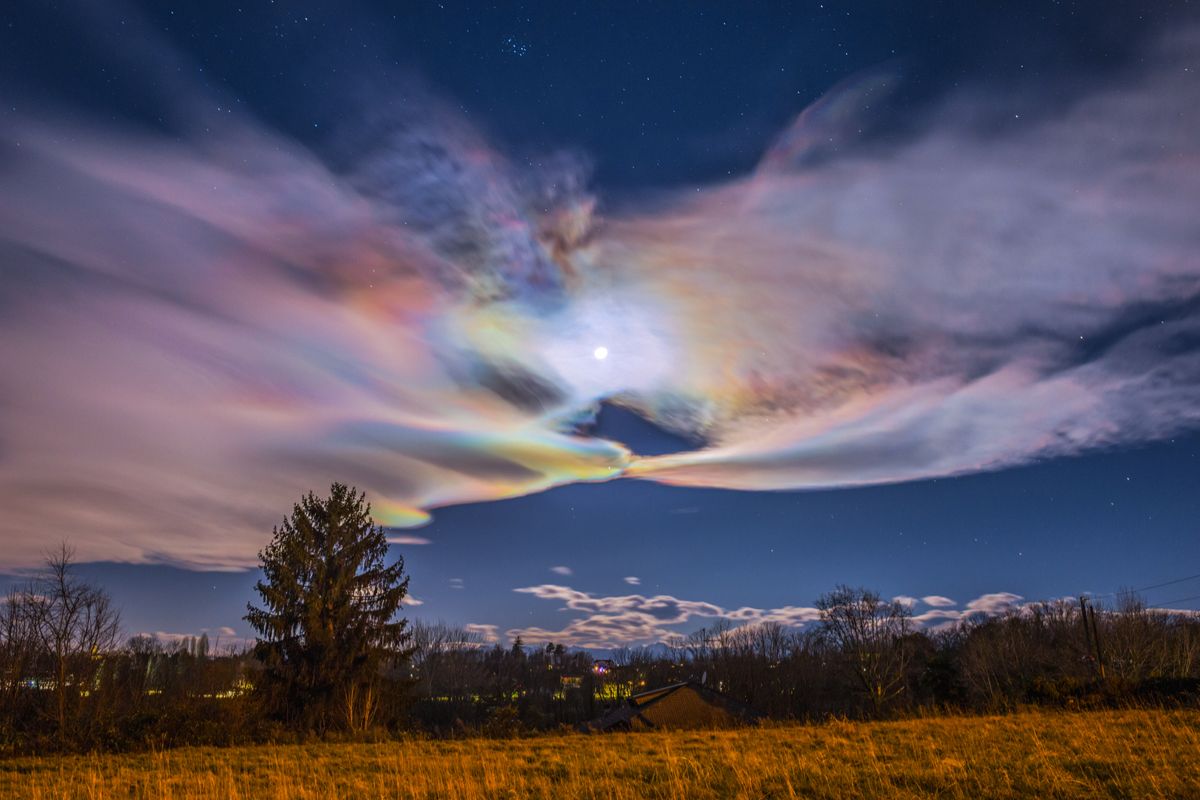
<box><xmin>1078</xmin><ymin>596</ymin><xmax>1106</xmax><ymax>679</ymax></box>
<box><xmin>1088</xmin><ymin>602</ymin><xmax>1106</xmax><ymax>679</ymax></box>
<box><xmin>1079</xmin><ymin>596</ymin><xmax>1095</xmax><ymax>671</ymax></box>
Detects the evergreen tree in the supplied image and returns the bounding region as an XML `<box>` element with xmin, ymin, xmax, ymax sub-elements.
<box><xmin>245</xmin><ymin>483</ymin><xmax>412</xmax><ymax>731</ymax></box>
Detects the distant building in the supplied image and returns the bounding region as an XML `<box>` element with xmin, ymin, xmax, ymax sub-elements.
<box><xmin>581</xmin><ymin>681</ymin><xmax>760</xmax><ymax>732</ymax></box>
<box><xmin>592</xmin><ymin>659</ymin><xmax>615</xmax><ymax>676</ymax></box>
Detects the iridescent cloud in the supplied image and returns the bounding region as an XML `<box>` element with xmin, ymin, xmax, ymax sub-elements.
<box><xmin>0</xmin><ymin>29</ymin><xmax>1197</xmax><ymax>569</ymax></box>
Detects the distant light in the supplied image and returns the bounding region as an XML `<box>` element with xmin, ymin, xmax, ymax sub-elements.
<box><xmin>593</xmin><ymin>346</ymin><xmax>609</xmax><ymax>361</ymax></box>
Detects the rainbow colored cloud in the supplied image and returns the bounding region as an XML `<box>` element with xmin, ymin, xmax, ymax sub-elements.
<box><xmin>0</xmin><ymin>29</ymin><xmax>1198</xmax><ymax>569</ymax></box>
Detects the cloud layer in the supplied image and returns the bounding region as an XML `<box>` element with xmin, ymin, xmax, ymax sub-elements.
<box><xmin>506</xmin><ymin>583</ymin><xmax>1024</xmax><ymax>648</ymax></box>
<box><xmin>1</xmin><ymin>28</ymin><xmax>1198</xmax><ymax>568</ymax></box>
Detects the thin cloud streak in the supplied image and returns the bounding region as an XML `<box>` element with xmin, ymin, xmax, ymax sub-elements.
<box><xmin>387</xmin><ymin>535</ymin><xmax>433</xmax><ymax>546</ymax></box>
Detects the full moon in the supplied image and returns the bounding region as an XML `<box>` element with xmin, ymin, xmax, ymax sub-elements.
<box><xmin>593</xmin><ymin>346</ymin><xmax>609</xmax><ymax>361</ymax></box>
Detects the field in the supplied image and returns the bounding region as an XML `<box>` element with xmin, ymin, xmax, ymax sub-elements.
<box><xmin>2</xmin><ymin>709</ymin><xmax>1197</xmax><ymax>799</ymax></box>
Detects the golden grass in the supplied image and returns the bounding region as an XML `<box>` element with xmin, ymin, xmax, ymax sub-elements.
<box><xmin>2</xmin><ymin>709</ymin><xmax>1197</xmax><ymax>799</ymax></box>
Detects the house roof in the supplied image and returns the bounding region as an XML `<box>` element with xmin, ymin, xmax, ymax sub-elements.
<box><xmin>582</xmin><ymin>680</ymin><xmax>761</xmax><ymax>732</ymax></box>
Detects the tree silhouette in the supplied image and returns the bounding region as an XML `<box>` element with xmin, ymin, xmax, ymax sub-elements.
<box><xmin>245</xmin><ymin>483</ymin><xmax>412</xmax><ymax>731</ymax></box>
<box><xmin>9</xmin><ymin>543</ymin><xmax>121</xmax><ymax>746</ymax></box>
<box><xmin>817</xmin><ymin>585</ymin><xmax>913</xmax><ymax>716</ymax></box>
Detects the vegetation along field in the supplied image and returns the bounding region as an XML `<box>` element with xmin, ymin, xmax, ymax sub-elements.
<box><xmin>3</xmin><ymin>709</ymin><xmax>1198</xmax><ymax>800</ymax></box>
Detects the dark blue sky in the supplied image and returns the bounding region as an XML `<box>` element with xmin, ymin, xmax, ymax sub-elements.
<box><xmin>3</xmin><ymin>0</ymin><xmax>1198</xmax><ymax>648</ymax></box>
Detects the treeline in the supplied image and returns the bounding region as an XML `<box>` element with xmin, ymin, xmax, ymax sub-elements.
<box><xmin>0</xmin><ymin>546</ymin><xmax>257</xmax><ymax>753</ymax></box>
<box><xmin>402</xmin><ymin>587</ymin><xmax>1200</xmax><ymax>733</ymax></box>
<box><xmin>632</xmin><ymin>589</ymin><xmax>1200</xmax><ymax>719</ymax></box>
<box><xmin>5</xmin><ymin>563</ymin><xmax>1198</xmax><ymax>754</ymax></box>
<box><xmin>2</xmin><ymin>484</ymin><xmax>1198</xmax><ymax>754</ymax></box>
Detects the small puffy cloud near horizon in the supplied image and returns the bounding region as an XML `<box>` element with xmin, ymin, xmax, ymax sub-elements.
<box><xmin>464</xmin><ymin>623</ymin><xmax>500</xmax><ymax>643</ymax></box>
<box><xmin>137</xmin><ymin>626</ymin><xmax>251</xmax><ymax>652</ymax></box>
<box><xmin>504</xmin><ymin>583</ymin><xmax>1031</xmax><ymax>648</ymax></box>
<box><xmin>127</xmin><ymin>586</ymin><xmax>1039</xmax><ymax>653</ymax></box>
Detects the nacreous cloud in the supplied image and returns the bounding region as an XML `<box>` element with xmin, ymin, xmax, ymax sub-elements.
<box><xmin>0</xmin><ymin>28</ymin><xmax>1198</xmax><ymax>568</ymax></box>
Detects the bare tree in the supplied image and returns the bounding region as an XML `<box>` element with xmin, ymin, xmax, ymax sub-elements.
<box><xmin>1104</xmin><ymin>591</ymin><xmax>1175</xmax><ymax>682</ymax></box>
<box><xmin>410</xmin><ymin>620</ymin><xmax>486</xmax><ymax>700</ymax></box>
<box><xmin>817</xmin><ymin>585</ymin><xmax>913</xmax><ymax>715</ymax></box>
<box><xmin>21</xmin><ymin>544</ymin><xmax>121</xmax><ymax>743</ymax></box>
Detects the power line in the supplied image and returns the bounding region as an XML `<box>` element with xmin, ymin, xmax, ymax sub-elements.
<box><xmin>1131</xmin><ymin>573</ymin><xmax>1200</xmax><ymax>594</ymax></box>
<box><xmin>1088</xmin><ymin>572</ymin><xmax>1200</xmax><ymax>600</ymax></box>
<box><xmin>1147</xmin><ymin>593</ymin><xmax>1200</xmax><ymax>609</ymax></box>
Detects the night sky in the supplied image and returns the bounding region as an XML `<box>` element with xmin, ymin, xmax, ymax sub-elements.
<box><xmin>2</xmin><ymin>0</ymin><xmax>1198</xmax><ymax>650</ymax></box>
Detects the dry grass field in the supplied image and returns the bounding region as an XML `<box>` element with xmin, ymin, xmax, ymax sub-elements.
<box><xmin>2</xmin><ymin>709</ymin><xmax>1197</xmax><ymax>800</ymax></box>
